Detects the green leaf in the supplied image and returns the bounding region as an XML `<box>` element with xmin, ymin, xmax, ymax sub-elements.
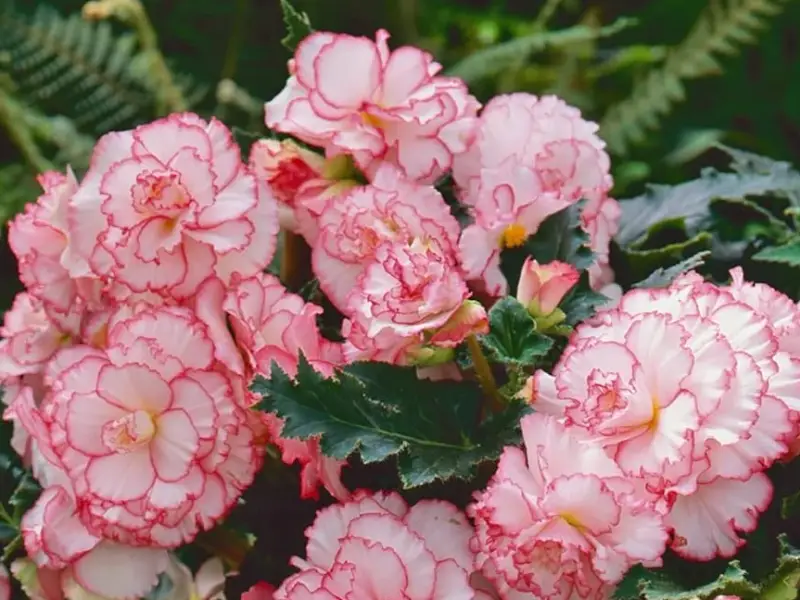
<box><xmin>279</xmin><ymin>0</ymin><xmax>313</xmax><ymax>52</ymax></box>
<box><xmin>616</xmin><ymin>160</ymin><xmax>800</xmax><ymax>246</ymax></box>
<box><xmin>632</xmin><ymin>251</ymin><xmax>711</xmax><ymax>289</ymax></box>
<box><xmin>760</xmin><ymin>535</ymin><xmax>800</xmax><ymax>600</ymax></box>
<box><xmin>9</xmin><ymin>472</ymin><xmax>40</xmax><ymax>520</ymax></box>
<box><xmin>559</xmin><ymin>272</ymin><xmax>609</xmax><ymax>326</ymax></box>
<box><xmin>752</xmin><ymin>241</ymin><xmax>800</xmax><ymax>267</ymax></box>
<box><xmin>480</xmin><ymin>298</ymin><xmax>554</xmax><ymax>367</ymax></box>
<box><xmin>615</xmin><ymin>561</ymin><xmax>759</xmax><ymax>600</ymax></box>
<box><xmin>253</xmin><ymin>356</ymin><xmax>528</xmax><ymax>488</ymax></box>
<box><xmin>624</xmin><ymin>231</ymin><xmax>713</xmax><ymax>280</ymax></box>
<box><xmin>526</xmin><ymin>202</ymin><xmax>595</xmax><ymax>271</ymax></box>
<box><xmin>781</xmin><ymin>490</ymin><xmax>800</xmax><ymax>519</ymax></box>
<box><xmin>446</xmin><ymin>17</ymin><xmax>635</xmax><ymax>83</ymax></box>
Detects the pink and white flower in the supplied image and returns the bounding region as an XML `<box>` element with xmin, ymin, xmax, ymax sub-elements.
<box><xmin>221</xmin><ymin>272</ymin><xmax>344</xmax><ymax>378</ymax></box>
<box><xmin>528</xmin><ymin>273</ymin><xmax>798</xmax><ymax>560</ymax></box>
<box><xmin>313</xmin><ymin>165</ymin><xmax>460</xmax><ymax>312</ymax></box>
<box><xmin>0</xmin><ymin>293</ymin><xmax>81</xmax><ymax>379</ymax></box>
<box><xmin>42</xmin><ymin>306</ymin><xmax>263</xmax><ymax>548</ymax></box>
<box><xmin>453</xmin><ymin>93</ymin><xmax>614</xmax><ymax>295</ymax></box>
<box><xmin>582</xmin><ymin>194</ymin><xmax>621</xmax><ymax>290</ymax></box>
<box><xmin>517</xmin><ymin>258</ymin><xmax>579</xmax><ymax>318</ymax></box>
<box><xmin>469</xmin><ymin>414</ymin><xmax>667</xmax><ymax>600</ymax></box>
<box><xmin>64</xmin><ymin>113</ymin><xmax>278</xmax><ymax>299</ymax></box>
<box><xmin>457</xmin><ymin>161</ymin><xmax>576</xmax><ymax>297</ymax></box>
<box><xmin>8</xmin><ymin>170</ymin><xmax>84</xmax><ymax>316</ymax></box>
<box><xmin>265</xmin><ymin>29</ymin><xmax>479</xmax><ymax>184</ymax></box>
<box><xmin>263</xmin><ymin>413</ymin><xmax>350</xmax><ymax>503</ymax></box>
<box><xmin>274</xmin><ymin>491</ymin><xmax>476</xmax><ymax>600</ymax></box>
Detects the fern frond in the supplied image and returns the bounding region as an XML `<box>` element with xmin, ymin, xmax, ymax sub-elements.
<box><xmin>600</xmin><ymin>0</ymin><xmax>791</xmax><ymax>156</ymax></box>
<box><xmin>0</xmin><ymin>3</ymin><xmax>151</xmax><ymax>134</ymax></box>
<box><xmin>0</xmin><ymin>164</ymin><xmax>41</xmax><ymax>227</ymax></box>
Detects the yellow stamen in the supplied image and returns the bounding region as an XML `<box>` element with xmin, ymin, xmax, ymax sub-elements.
<box><xmin>501</xmin><ymin>223</ymin><xmax>528</xmax><ymax>248</ymax></box>
<box><xmin>360</xmin><ymin>111</ymin><xmax>384</xmax><ymax>129</ymax></box>
<box><xmin>561</xmin><ymin>512</ymin><xmax>585</xmax><ymax>531</ymax></box>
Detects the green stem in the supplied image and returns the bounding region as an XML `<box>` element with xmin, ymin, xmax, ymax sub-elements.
<box><xmin>466</xmin><ymin>334</ymin><xmax>503</xmax><ymax>417</ymax></box>
<box><xmin>0</xmin><ymin>87</ymin><xmax>54</xmax><ymax>173</ymax></box>
<box><xmin>220</xmin><ymin>0</ymin><xmax>251</xmax><ymax>82</ymax></box>
<box><xmin>83</xmin><ymin>0</ymin><xmax>187</xmax><ymax>114</ymax></box>
<box><xmin>533</xmin><ymin>0</ymin><xmax>565</xmax><ymax>31</ymax></box>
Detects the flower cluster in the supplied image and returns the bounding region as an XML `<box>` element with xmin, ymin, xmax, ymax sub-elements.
<box><xmin>3</xmin><ymin>22</ymin><xmax>795</xmax><ymax>600</ymax></box>
<box><xmin>0</xmin><ymin>114</ymin><xmax>354</xmax><ymax>598</ymax></box>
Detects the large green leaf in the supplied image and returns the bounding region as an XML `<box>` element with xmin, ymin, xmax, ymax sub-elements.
<box><xmin>253</xmin><ymin>356</ymin><xmax>528</xmax><ymax>488</ymax></box>
<box><xmin>480</xmin><ymin>298</ymin><xmax>554</xmax><ymax>367</ymax></box>
<box><xmin>616</xmin><ymin>161</ymin><xmax>800</xmax><ymax>246</ymax></box>
<box><xmin>559</xmin><ymin>272</ymin><xmax>609</xmax><ymax>326</ymax></box>
<box><xmin>615</xmin><ymin>561</ymin><xmax>759</xmax><ymax>600</ymax></box>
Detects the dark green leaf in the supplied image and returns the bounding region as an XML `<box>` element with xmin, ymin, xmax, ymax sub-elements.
<box><xmin>632</xmin><ymin>251</ymin><xmax>711</xmax><ymax>289</ymax></box>
<box><xmin>9</xmin><ymin>472</ymin><xmax>40</xmax><ymax>519</ymax></box>
<box><xmin>253</xmin><ymin>356</ymin><xmax>528</xmax><ymax>488</ymax></box>
<box><xmin>624</xmin><ymin>232</ymin><xmax>713</xmax><ymax>280</ymax></box>
<box><xmin>279</xmin><ymin>0</ymin><xmax>313</xmax><ymax>52</ymax></box>
<box><xmin>752</xmin><ymin>241</ymin><xmax>800</xmax><ymax>267</ymax></box>
<box><xmin>616</xmin><ymin>163</ymin><xmax>800</xmax><ymax>246</ymax></box>
<box><xmin>781</xmin><ymin>490</ymin><xmax>800</xmax><ymax>519</ymax></box>
<box><xmin>526</xmin><ymin>203</ymin><xmax>595</xmax><ymax>270</ymax></box>
<box><xmin>480</xmin><ymin>298</ymin><xmax>554</xmax><ymax>367</ymax></box>
<box><xmin>760</xmin><ymin>535</ymin><xmax>800</xmax><ymax>600</ymax></box>
<box><xmin>559</xmin><ymin>272</ymin><xmax>609</xmax><ymax>326</ymax></box>
<box><xmin>615</xmin><ymin>561</ymin><xmax>759</xmax><ymax>600</ymax></box>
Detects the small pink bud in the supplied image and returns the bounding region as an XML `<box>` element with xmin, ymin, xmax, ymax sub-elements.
<box><xmin>428</xmin><ymin>300</ymin><xmax>489</xmax><ymax>348</ymax></box>
<box><xmin>516</xmin><ymin>258</ymin><xmax>579</xmax><ymax>317</ymax></box>
<box><xmin>249</xmin><ymin>139</ymin><xmax>325</xmax><ymax>206</ymax></box>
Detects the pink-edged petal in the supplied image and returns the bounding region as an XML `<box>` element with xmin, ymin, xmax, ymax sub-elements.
<box><xmin>151</xmin><ymin>410</ymin><xmax>199</xmax><ymax>482</ymax></box>
<box><xmin>85</xmin><ymin>450</ymin><xmax>156</xmax><ymax>501</ymax></box>
<box><xmin>71</xmin><ymin>542</ymin><xmax>169</xmax><ymax>599</ymax></box>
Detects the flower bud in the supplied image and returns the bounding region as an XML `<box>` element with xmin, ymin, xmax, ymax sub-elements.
<box><xmin>249</xmin><ymin>139</ymin><xmax>325</xmax><ymax>207</ymax></box>
<box><xmin>516</xmin><ymin>258</ymin><xmax>579</xmax><ymax>319</ymax></box>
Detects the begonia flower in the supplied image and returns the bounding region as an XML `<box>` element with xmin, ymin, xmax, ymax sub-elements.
<box><xmin>244</xmin><ymin>582</ymin><xmax>277</xmax><ymax>600</ymax></box>
<box><xmin>0</xmin><ymin>563</ymin><xmax>9</xmax><ymax>600</ymax></box>
<box><xmin>469</xmin><ymin>414</ymin><xmax>667</xmax><ymax>600</ymax></box>
<box><xmin>265</xmin><ymin>29</ymin><xmax>479</xmax><ymax>184</ymax></box>
<box><xmin>453</xmin><ymin>93</ymin><xmax>616</xmax><ymax>295</ymax></box>
<box><xmin>527</xmin><ymin>271</ymin><xmax>799</xmax><ymax>560</ymax></box>
<box><xmin>40</xmin><ymin>306</ymin><xmax>263</xmax><ymax>548</ymax></box>
<box><xmin>64</xmin><ymin>113</ymin><xmax>278</xmax><ymax>299</ymax></box>
<box><xmin>273</xmin><ymin>491</ymin><xmax>476</xmax><ymax>600</ymax></box>
<box><xmin>312</xmin><ymin>165</ymin><xmax>460</xmax><ymax>312</ymax></box>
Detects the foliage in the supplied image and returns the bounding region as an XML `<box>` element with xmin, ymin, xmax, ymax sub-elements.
<box><xmin>253</xmin><ymin>356</ymin><xmax>528</xmax><ymax>489</ymax></box>
<box><xmin>600</xmin><ymin>0</ymin><xmax>792</xmax><ymax>155</ymax></box>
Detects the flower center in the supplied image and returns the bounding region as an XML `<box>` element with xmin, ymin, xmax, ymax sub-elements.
<box><xmin>527</xmin><ymin>540</ymin><xmax>563</xmax><ymax>574</ymax></box>
<box><xmin>360</xmin><ymin>111</ymin><xmax>385</xmax><ymax>130</ymax></box>
<box><xmin>647</xmin><ymin>397</ymin><xmax>660</xmax><ymax>432</ymax></box>
<box><xmin>132</xmin><ymin>171</ymin><xmax>191</xmax><ymax>218</ymax></box>
<box><xmin>500</xmin><ymin>223</ymin><xmax>528</xmax><ymax>248</ymax></box>
<box><xmin>102</xmin><ymin>410</ymin><xmax>156</xmax><ymax>453</ymax></box>
<box><xmin>268</xmin><ymin>157</ymin><xmax>317</xmax><ymax>205</ymax></box>
<box><xmin>560</xmin><ymin>512</ymin><xmax>585</xmax><ymax>531</ymax></box>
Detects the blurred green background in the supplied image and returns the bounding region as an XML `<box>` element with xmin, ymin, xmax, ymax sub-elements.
<box><xmin>0</xmin><ymin>0</ymin><xmax>799</xmax><ymax>307</ymax></box>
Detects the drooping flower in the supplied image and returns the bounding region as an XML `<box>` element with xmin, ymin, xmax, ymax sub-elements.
<box><xmin>43</xmin><ymin>306</ymin><xmax>263</xmax><ymax>548</ymax></box>
<box><xmin>250</xmin><ymin>139</ymin><xmax>355</xmax><ymax>237</ymax></box>
<box><xmin>265</xmin><ymin>29</ymin><xmax>479</xmax><ymax>184</ymax></box>
<box><xmin>527</xmin><ymin>273</ymin><xmax>798</xmax><ymax>560</ymax></box>
<box><xmin>0</xmin><ymin>293</ymin><xmax>81</xmax><ymax>379</ymax></box>
<box><xmin>8</xmin><ymin>169</ymin><xmax>83</xmax><ymax>316</ymax></box>
<box><xmin>64</xmin><ymin>113</ymin><xmax>278</xmax><ymax>299</ymax></box>
<box><xmin>469</xmin><ymin>413</ymin><xmax>668</xmax><ymax>600</ymax></box>
<box><xmin>516</xmin><ymin>258</ymin><xmax>579</xmax><ymax>319</ymax></box>
<box><xmin>274</xmin><ymin>491</ymin><xmax>476</xmax><ymax>600</ymax></box>
<box><xmin>21</xmin><ymin>484</ymin><xmax>170</xmax><ymax>599</ymax></box>
<box><xmin>263</xmin><ymin>413</ymin><xmax>350</xmax><ymax>502</ymax></box>
<box><xmin>158</xmin><ymin>556</ymin><xmax>228</xmax><ymax>600</ymax></box>
<box><xmin>313</xmin><ymin>165</ymin><xmax>460</xmax><ymax>312</ymax></box>
<box><xmin>453</xmin><ymin>93</ymin><xmax>614</xmax><ymax>296</ymax></box>
<box><xmin>222</xmin><ymin>272</ymin><xmax>343</xmax><ymax>378</ymax></box>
